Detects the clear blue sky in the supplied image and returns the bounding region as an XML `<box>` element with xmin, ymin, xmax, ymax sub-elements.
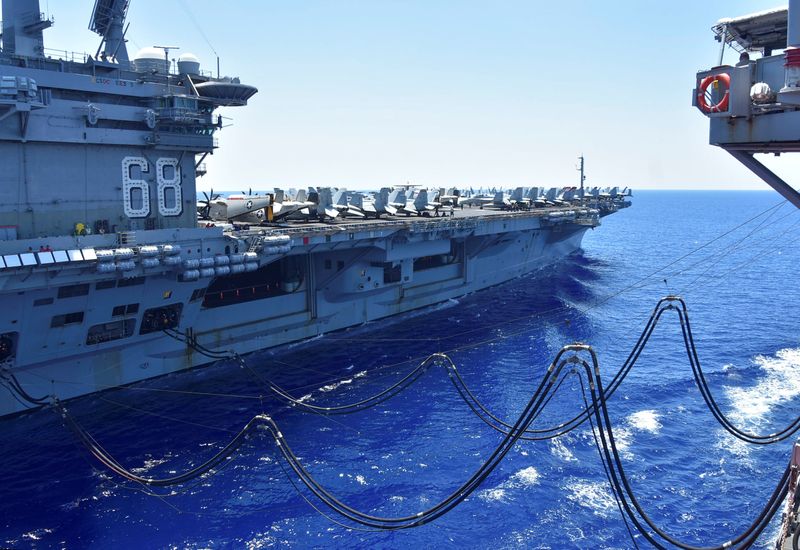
<box><xmin>43</xmin><ymin>0</ymin><xmax>795</xmax><ymax>191</ymax></box>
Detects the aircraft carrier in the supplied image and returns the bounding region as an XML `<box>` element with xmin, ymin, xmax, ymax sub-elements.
<box><xmin>0</xmin><ymin>0</ymin><xmax>630</xmax><ymax>418</ymax></box>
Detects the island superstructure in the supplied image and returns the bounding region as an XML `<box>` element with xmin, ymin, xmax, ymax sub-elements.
<box><xmin>0</xmin><ymin>0</ymin><xmax>630</xmax><ymax>418</ymax></box>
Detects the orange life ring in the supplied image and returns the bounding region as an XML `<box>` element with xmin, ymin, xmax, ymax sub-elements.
<box><xmin>697</xmin><ymin>73</ymin><xmax>730</xmax><ymax>113</ymax></box>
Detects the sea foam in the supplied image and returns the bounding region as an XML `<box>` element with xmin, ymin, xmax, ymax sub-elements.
<box><xmin>725</xmin><ymin>347</ymin><xmax>800</xmax><ymax>428</ymax></box>
<box><xmin>628</xmin><ymin>410</ymin><xmax>662</xmax><ymax>434</ymax></box>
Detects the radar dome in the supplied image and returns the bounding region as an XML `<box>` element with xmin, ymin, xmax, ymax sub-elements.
<box><xmin>132</xmin><ymin>47</ymin><xmax>169</xmax><ymax>74</ymax></box>
<box><xmin>177</xmin><ymin>53</ymin><xmax>201</xmax><ymax>76</ymax></box>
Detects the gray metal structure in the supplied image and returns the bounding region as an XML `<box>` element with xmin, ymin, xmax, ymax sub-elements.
<box><xmin>695</xmin><ymin>1</ymin><xmax>800</xmax><ymax>209</ymax></box>
<box><xmin>0</xmin><ymin>0</ymin><xmax>630</xmax><ymax>418</ymax></box>
<box><xmin>697</xmin><ymin>4</ymin><xmax>800</xmax><ymax>547</ymax></box>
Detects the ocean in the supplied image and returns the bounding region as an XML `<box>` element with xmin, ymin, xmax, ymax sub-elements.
<box><xmin>2</xmin><ymin>190</ymin><xmax>799</xmax><ymax>549</ymax></box>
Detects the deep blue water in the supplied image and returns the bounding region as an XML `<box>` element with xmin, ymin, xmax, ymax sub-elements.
<box><xmin>3</xmin><ymin>191</ymin><xmax>800</xmax><ymax>549</ymax></box>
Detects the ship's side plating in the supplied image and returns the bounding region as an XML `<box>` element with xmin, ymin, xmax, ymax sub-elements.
<box><xmin>0</xmin><ymin>210</ymin><xmax>595</xmax><ymax>416</ymax></box>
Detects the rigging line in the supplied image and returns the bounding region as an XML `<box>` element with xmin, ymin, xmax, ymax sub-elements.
<box><xmin>264</xmin><ymin>293</ymin><xmax>800</xmax><ymax>445</ymax></box>
<box><xmin>56</xmin><ymin>341</ymin><xmax>790</xmax><ymax>540</ymax></box>
<box><xmin>372</xmin><ymin>289</ymin><xmax>660</xmax><ymax>374</ymax></box>
<box><xmin>214</xmin><ymin>353</ymin><xmax>366</xmax><ymax>434</ymax></box>
<box><xmin>231</xmin><ymin>352</ymin><xmax>431</xmax><ymax>435</ymax></box>
<box><xmin>675</xmin><ymin>210</ymin><xmax>800</xmax><ymax>280</ymax></box>
<box><xmin>439</xmin><ymin>297</ymin><xmax>671</xmax><ymax>439</ymax></box>
<box><xmin>668</xmin><ymin>213</ymin><xmax>800</xmax><ymax>293</ymax></box>
<box><xmin>682</xmin><ymin>228</ymin><xmax>800</xmax><ymax>297</ymax></box>
<box><xmin>166</xmin><ymin>330</ymin><xmax>391</xmax><ymax>423</ymax></box>
<box><xmin>267</xmin><ymin>355</ymin><xmax>435</xmax><ymax>414</ymax></box>
<box><xmin>263</xmin><ymin>358</ymin><xmax>562</xmax><ymax>529</ymax></box>
<box><xmin>317</xmin><ymin>202</ymin><xmax>787</xmax><ymax>347</ymax></box>
<box><xmin>684</xmin><ymin>223</ymin><xmax>800</xmax><ymax>294</ymax></box>
<box><xmin>175</xmin><ymin>0</ymin><xmax>219</xmax><ymax>56</ymax></box>
<box><xmin>268</xmin><ymin>346</ymin><xmax>729</xmax><ymax>531</ymax></box>
<box><xmin>58</xmin><ymin>403</ymin><xmax>265</xmax><ymax>487</ymax></box>
<box><xmin>664</xmin><ymin>202</ymin><xmax>793</xmax><ymax>281</ymax></box>
<box><xmin>109</xmin><ymin>464</ymin><xmax>209</xmax><ymax>503</ymax></box>
<box><xmin>648</xmin><ymin>206</ymin><xmax>793</xmax><ymax>290</ymax></box>
<box><xmin>261</xmin><ymin>379</ymin><xmax>365</xmax><ymax>435</ymax></box>
<box><xmin>268</xmin><ymin>357</ymin><xmax>348</xmax><ymax>379</ymax></box>
<box><xmin>64</xmin><ymin>349</ymin><xmax>568</xmax><ymax>527</ymax></box>
<box><xmin>117</xmin><ymin>482</ymin><xmax>187</xmax><ymax>513</ymax></box>
<box><xmin>51</xmin><ymin>298</ymin><xmax>792</xmax><ymax>520</ymax></box>
<box><xmin>163</xmin><ymin>326</ymin><xmax>439</xmax><ymax>404</ymax></box>
<box><xmin>165</xmin><ymin>329</ymin><xmax>394</xmax><ymax>426</ymax></box>
<box><xmin>448</xmin><ymin>363</ymin><xmax>584</xmax><ymax>441</ymax></box>
<box><xmin>321</xmin><ymin>299</ymin><xmax>576</xmax><ymax>344</ymax></box>
<box><xmin>265</xmin><ymin>352</ymin><xmax>450</xmax><ymax>395</ymax></box>
<box><xmin>688</xmin><ymin>237</ymin><xmax>800</xmax><ymax>298</ymax></box>
<box><xmin>568</xmin><ymin>198</ymin><xmax>788</xmax><ymax>317</ymax></box>
<box><xmin>163</xmin><ymin>328</ymin><xmax>231</xmax><ymax>360</ymax></box>
<box><xmin>273</xmin><ymin>449</ymin><xmax>388</xmax><ymax>534</ymax></box>
<box><xmin>262</xmin><ymin>295</ymin><xmax>588</xmax><ymax>394</ymax></box>
<box><xmin>25</xmin><ymin>370</ymin><xmax>264</xmax><ymax>400</ymax></box>
<box><xmin>12</xmin><ymin>346</ymin><xmax>181</xmax><ymax>403</ymax></box>
<box><xmin>65</xmin><ymin>413</ymin><xmax>232</xmax><ymax>517</ymax></box>
<box><xmin>435</xmin><ymin>309</ymin><xmax>586</xmax><ymax>358</ymax></box>
<box><xmin>256</xmin><ymin>365</ymin><xmax>375</xmax><ymax>396</ymax></box>
<box><xmin>98</xmin><ymin>396</ymin><xmax>239</xmax><ymax>434</ymax></box>
<box><xmin>118</xmin><ymin>439</ymin><xmax>250</xmax><ymax>500</ymax></box>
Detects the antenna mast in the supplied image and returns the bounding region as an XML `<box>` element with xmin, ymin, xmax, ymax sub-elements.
<box><xmin>89</xmin><ymin>0</ymin><xmax>130</xmax><ymax>64</ymax></box>
<box><xmin>577</xmin><ymin>155</ymin><xmax>586</xmax><ymax>199</ymax></box>
<box><xmin>153</xmin><ymin>45</ymin><xmax>179</xmax><ymax>93</ymax></box>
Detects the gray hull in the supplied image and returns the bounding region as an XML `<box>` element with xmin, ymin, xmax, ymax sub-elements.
<box><xmin>0</xmin><ymin>211</ymin><xmax>589</xmax><ymax>417</ymax></box>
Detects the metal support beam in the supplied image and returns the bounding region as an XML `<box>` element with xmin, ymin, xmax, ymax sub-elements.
<box><xmin>727</xmin><ymin>149</ymin><xmax>800</xmax><ymax>209</ymax></box>
<box><xmin>195</xmin><ymin>151</ymin><xmax>208</xmax><ymax>170</ymax></box>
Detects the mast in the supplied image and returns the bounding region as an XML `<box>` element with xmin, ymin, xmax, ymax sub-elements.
<box><xmin>88</xmin><ymin>0</ymin><xmax>130</xmax><ymax>64</ymax></box>
<box><xmin>577</xmin><ymin>155</ymin><xmax>586</xmax><ymax>199</ymax></box>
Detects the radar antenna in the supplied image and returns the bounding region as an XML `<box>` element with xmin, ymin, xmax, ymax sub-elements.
<box><xmin>89</xmin><ymin>0</ymin><xmax>130</xmax><ymax>64</ymax></box>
